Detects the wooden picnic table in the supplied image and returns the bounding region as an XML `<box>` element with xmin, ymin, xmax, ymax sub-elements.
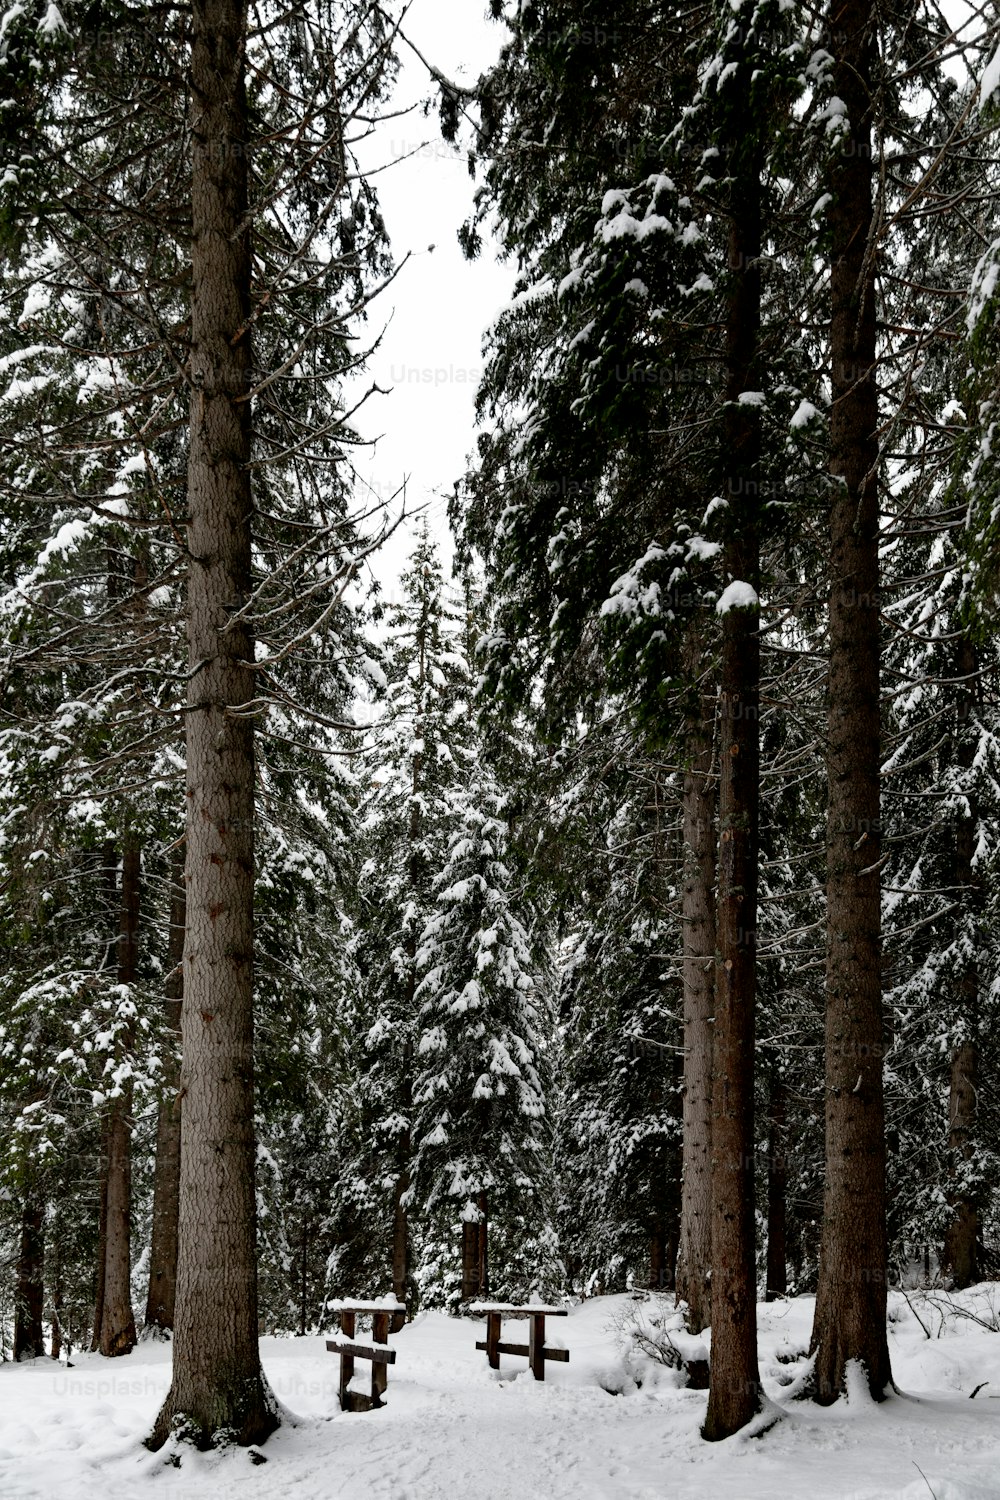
<box><xmin>468</xmin><ymin>1302</ymin><xmax>569</xmax><ymax>1381</ymax></box>
<box><xmin>326</xmin><ymin>1297</ymin><xmax>407</xmax><ymax>1411</ymax></box>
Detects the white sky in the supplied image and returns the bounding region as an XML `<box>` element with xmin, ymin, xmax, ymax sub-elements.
<box><xmin>349</xmin><ymin>1</ymin><xmax>513</xmax><ymax>606</ymax></box>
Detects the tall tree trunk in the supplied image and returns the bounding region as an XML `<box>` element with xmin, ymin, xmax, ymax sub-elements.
<box><xmin>393</xmin><ymin>658</ymin><xmax>427</xmax><ymax>1309</ymax></box>
<box><xmin>703</xmin><ymin>61</ymin><xmax>763</xmax><ymax>1443</ymax></box>
<box><xmin>99</xmin><ymin>841</ymin><xmax>140</xmax><ymax>1357</ymax></box>
<box><xmin>676</xmin><ymin>626</ymin><xmax>716</xmax><ymax>1332</ymax></box>
<box><xmin>942</xmin><ymin>1043</ymin><xmax>979</xmax><ymax>1285</ymax></box>
<box><xmin>50</xmin><ymin>1218</ymin><xmax>63</xmax><ymax>1360</ymax></box>
<box><xmin>653</xmin><ymin>1062</ymin><xmax>683</xmax><ymax>1293</ymax></box>
<box><xmin>91</xmin><ymin>1119</ymin><xmax>109</xmax><ymax>1351</ymax></box>
<box><xmin>13</xmin><ymin>1195</ymin><xmax>45</xmax><ymax>1361</ymax></box>
<box><xmin>297</xmin><ymin>1219</ymin><xmax>309</xmax><ymax>1336</ymax></box>
<box><xmin>765</xmin><ymin>1069</ymin><xmax>787</xmax><ymax>1301</ymax></box>
<box><xmin>391</xmin><ymin>1030</ymin><xmax>414</xmax><ymax>1308</ymax></box>
<box><xmin>477</xmin><ymin>1189</ymin><xmax>489</xmax><ymax>1299</ymax></box>
<box><xmin>144</xmin><ymin>855</ymin><xmax>186</xmax><ymax>1332</ymax></box>
<box><xmin>809</xmin><ymin>0</ymin><xmax>892</xmax><ymax>1404</ymax></box>
<box><xmin>150</xmin><ymin>0</ymin><xmax>275</xmax><ymax>1449</ymax></box>
<box><xmin>90</xmin><ymin>839</ymin><xmax>118</xmax><ymax>1349</ymax></box>
<box><xmin>941</xmin><ymin>635</ymin><xmax>981</xmax><ymax>1287</ymax></box>
<box><xmin>391</xmin><ymin>1164</ymin><xmax>410</xmax><ymax>1306</ymax></box>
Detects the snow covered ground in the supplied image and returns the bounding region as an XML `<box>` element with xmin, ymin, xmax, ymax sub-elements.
<box><xmin>3</xmin><ymin>1289</ymin><xmax>1000</xmax><ymax>1499</ymax></box>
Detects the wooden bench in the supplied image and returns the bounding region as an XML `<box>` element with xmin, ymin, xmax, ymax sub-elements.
<box><xmin>469</xmin><ymin>1301</ymin><xmax>569</xmax><ymax>1381</ymax></box>
<box><xmin>326</xmin><ymin>1298</ymin><xmax>406</xmax><ymax>1411</ymax></box>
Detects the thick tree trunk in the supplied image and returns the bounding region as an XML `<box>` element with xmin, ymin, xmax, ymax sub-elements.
<box><xmin>676</xmin><ymin>626</ymin><xmax>716</xmax><ymax>1332</ymax></box>
<box><xmin>703</xmin><ymin>73</ymin><xmax>762</xmax><ymax>1442</ymax></box>
<box><xmin>99</xmin><ymin>841</ymin><xmax>140</xmax><ymax>1357</ymax></box>
<box><xmin>13</xmin><ymin>1196</ymin><xmax>46</xmax><ymax>1361</ymax></box>
<box><xmin>150</xmin><ymin>0</ymin><xmax>275</xmax><ymax>1449</ymax></box>
<box><xmin>100</xmin><ymin>1099</ymin><xmax>136</xmax><ymax>1355</ymax></box>
<box><xmin>809</xmin><ymin>0</ymin><xmax>892</xmax><ymax>1404</ymax></box>
<box><xmin>144</xmin><ymin>856</ymin><xmax>186</xmax><ymax>1332</ymax></box>
<box><xmin>765</xmin><ymin>1070</ymin><xmax>787</xmax><ymax>1301</ymax></box>
<box><xmin>391</xmin><ymin>1030</ymin><xmax>414</xmax><ymax>1309</ymax></box>
<box><xmin>941</xmin><ymin>636</ymin><xmax>981</xmax><ymax>1288</ymax></box>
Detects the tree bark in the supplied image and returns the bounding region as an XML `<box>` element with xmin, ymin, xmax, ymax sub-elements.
<box><xmin>809</xmin><ymin>0</ymin><xmax>892</xmax><ymax>1404</ymax></box>
<box><xmin>50</xmin><ymin>1218</ymin><xmax>63</xmax><ymax>1360</ymax></box>
<box><xmin>765</xmin><ymin>1070</ymin><xmax>787</xmax><ymax>1301</ymax></box>
<box><xmin>460</xmin><ymin>1192</ymin><xmax>489</xmax><ymax>1301</ymax></box>
<box><xmin>703</xmin><ymin>59</ymin><xmax>763</xmax><ymax>1443</ymax></box>
<box><xmin>90</xmin><ymin>839</ymin><xmax>118</xmax><ymax>1350</ymax></box>
<box><xmin>150</xmin><ymin>0</ymin><xmax>275</xmax><ymax>1449</ymax></box>
<box><xmin>477</xmin><ymin>1189</ymin><xmax>489</xmax><ymax>1299</ymax></box>
<box><xmin>298</xmin><ymin>1218</ymin><xmax>310</xmax><ymax>1337</ymax></box>
<box><xmin>391</xmin><ymin>1025</ymin><xmax>414</xmax><ymax>1309</ymax></box>
<box><xmin>942</xmin><ymin>1042</ymin><xmax>979</xmax><ymax>1285</ymax></box>
<box><xmin>392</xmin><ymin>636</ymin><xmax>427</xmax><ymax>1310</ymax></box>
<box><xmin>91</xmin><ymin>1119</ymin><xmax>109</xmax><ymax>1351</ymax></box>
<box><xmin>676</xmin><ymin>625</ymin><xmax>716</xmax><ymax>1332</ymax></box>
<box><xmin>144</xmin><ymin>855</ymin><xmax>186</xmax><ymax>1332</ymax></box>
<box><xmin>461</xmin><ymin>1220</ymin><xmax>479</xmax><ymax>1301</ymax></box>
<box><xmin>13</xmin><ymin>1196</ymin><xmax>46</xmax><ymax>1361</ymax></box>
<box><xmin>941</xmin><ymin>635</ymin><xmax>981</xmax><ymax>1288</ymax></box>
<box><xmin>99</xmin><ymin>840</ymin><xmax>140</xmax><ymax>1357</ymax></box>
<box><xmin>650</xmin><ymin>1217</ymin><xmax>680</xmax><ymax>1294</ymax></box>
<box><xmin>391</xmin><ymin>1164</ymin><xmax>410</xmax><ymax>1306</ymax></box>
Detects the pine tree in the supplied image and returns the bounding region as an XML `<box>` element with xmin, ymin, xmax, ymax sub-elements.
<box><xmin>345</xmin><ymin>524</ymin><xmax>477</xmax><ymax>1304</ymax></box>
<box><xmin>552</xmin><ymin>733</ymin><xmax>683</xmax><ymax>1296</ymax></box>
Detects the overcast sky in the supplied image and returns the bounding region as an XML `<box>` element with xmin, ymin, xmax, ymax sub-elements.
<box><xmin>350</xmin><ymin>2</ymin><xmax>513</xmax><ymax>604</ymax></box>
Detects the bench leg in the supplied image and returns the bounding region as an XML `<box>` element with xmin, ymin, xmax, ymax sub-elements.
<box><xmin>372</xmin><ymin>1313</ymin><xmax>389</xmax><ymax>1407</ymax></box>
<box><xmin>486</xmin><ymin>1311</ymin><xmax>501</xmax><ymax>1370</ymax></box>
<box><xmin>339</xmin><ymin>1310</ymin><xmax>356</xmax><ymax>1410</ymax></box>
<box><xmin>529</xmin><ymin>1314</ymin><xmax>545</xmax><ymax>1381</ymax></box>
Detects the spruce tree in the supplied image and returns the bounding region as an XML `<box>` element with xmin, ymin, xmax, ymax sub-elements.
<box><xmin>346</xmin><ymin>523</ymin><xmax>477</xmax><ymax>1304</ymax></box>
<box><xmin>409</xmin><ymin>776</ymin><xmax>559</xmax><ymax>1307</ymax></box>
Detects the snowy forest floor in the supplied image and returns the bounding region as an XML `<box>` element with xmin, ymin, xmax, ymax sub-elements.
<box><xmin>3</xmin><ymin>1290</ymin><xmax>1000</xmax><ymax>1499</ymax></box>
